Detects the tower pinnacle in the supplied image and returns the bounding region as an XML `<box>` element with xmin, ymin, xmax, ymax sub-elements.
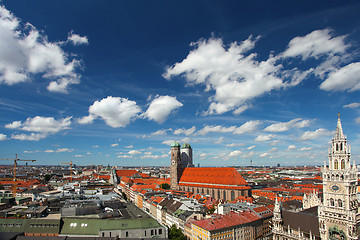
<box><xmin>335</xmin><ymin>113</ymin><xmax>345</xmax><ymax>140</ymax></box>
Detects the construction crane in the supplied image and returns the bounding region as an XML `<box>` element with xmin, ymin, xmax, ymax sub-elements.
<box><xmin>0</xmin><ymin>154</ymin><xmax>36</xmax><ymax>196</ymax></box>
<box><xmin>61</xmin><ymin>161</ymin><xmax>74</xmax><ymax>183</ymax></box>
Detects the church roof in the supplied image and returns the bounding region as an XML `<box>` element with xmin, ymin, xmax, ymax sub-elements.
<box><xmin>179</xmin><ymin>167</ymin><xmax>249</xmax><ymax>189</ymax></box>
<box><xmin>335</xmin><ymin>113</ymin><xmax>345</xmax><ymax>140</ymax></box>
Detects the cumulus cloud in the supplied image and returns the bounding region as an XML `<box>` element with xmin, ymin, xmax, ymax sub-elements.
<box><xmin>128</xmin><ymin>150</ymin><xmax>141</xmax><ymax>155</ymax></box>
<box><xmin>282</xmin><ymin>29</ymin><xmax>348</xmax><ymax>60</ymax></box>
<box><xmin>226</xmin><ymin>143</ymin><xmax>245</xmax><ymax>147</ymax></box>
<box><xmin>196</xmin><ymin>125</ymin><xmax>236</xmax><ymax>136</ymax></box>
<box><xmin>264</xmin><ymin>118</ymin><xmax>310</xmax><ymax>132</ymax></box>
<box><xmin>6</xmin><ymin>116</ymin><xmax>71</xmax><ymax>141</ymax></box>
<box><xmin>233</xmin><ymin>120</ymin><xmax>260</xmax><ymax>134</ymax></box>
<box><xmin>125</xmin><ymin>145</ymin><xmax>133</xmax><ymax>149</ymax></box>
<box><xmin>343</xmin><ymin>102</ymin><xmax>360</xmax><ymax>108</ymax></box>
<box><xmin>45</xmin><ymin>148</ymin><xmax>74</xmax><ymax>153</ymax></box>
<box><xmin>6</xmin><ymin>116</ymin><xmax>71</xmax><ymax>133</ymax></box>
<box><xmin>300</xmin><ymin>147</ymin><xmax>313</xmax><ymax>151</ymax></box>
<box><xmin>143</xmin><ymin>95</ymin><xmax>183</xmax><ymax>123</ymax></box>
<box><xmin>173</xmin><ymin>126</ymin><xmax>196</xmax><ymax>135</ymax></box>
<box><xmin>11</xmin><ymin>133</ymin><xmax>47</xmax><ymax>141</ymax></box>
<box><xmin>287</xmin><ymin>145</ymin><xmax>297</xmax><ymax>151</ymax></box>
<box><xmin>260</xmin><ymin>152</ymin><xmax>269</xmax><ymax>158</ymax></box>
<box><xmin>78</xmin><ymin>96</ymin><xmax>141</xmax><ymax>128</ymax></box>
<box><xmin>162</xmin><ymin>140</ymin><xmax>175</xmax><ymax>146</ymax></box>
<box><xmin>214</xmin><ymin>137</ymin><xmax>224</xmax><ymax>144</ymax></box>
<box><xmin>254</xmin><ymin>134</ymin><xmax>276</xmax><ymax>142</ymax></box>
<box><xmin>67</xmin><ymin>32</ymin><xmax>89</xmax><ymax>45</ymax></box>
<box><xmin>111</xmin><ymin>143</ymin><xmax>118</xmax><ymax>147</ymax></box>
<box><xmin>299</xmin><ymin>128</ymin><xmax>331</xmax><ymax>140</ymax></box>
<box><xmin>0</xmin><ymin>5</ymin><xmax>84</xmax><ymax>92</ymax></box>
<box><xmin>247</xmin><ymin>145</ymin><xmax>256</xmax><ymax>150</ymax></box>
<box><xmin>0</xmin><ymin>133</ymin><xmax>7</xmax><ymax>141</ymax></box>
<box><xmin>164</xmin><ymin>36</ymin><xmax>287</xmax><ymax>115</ymax></box>
<box><xmin>320</xmin><ymin>62</ymin><xmax>360</xmax><ymax>92</ymax></box>
<box><xmin>229</xmin><ymin>150</ymin><xmax>242</xmax><ymax>157</ymax></box>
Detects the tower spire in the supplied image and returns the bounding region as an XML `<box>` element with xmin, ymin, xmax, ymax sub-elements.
<box><xmin>335</xmin><ymin>113</ymin><xmax>345</xmax><ymax>140</ymax></box>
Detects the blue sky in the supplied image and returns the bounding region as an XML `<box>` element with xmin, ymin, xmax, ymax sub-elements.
<box><xmin>1</xmin><ymin>0</ymin><xmax>360</xmax><ymax>167</ymax></box>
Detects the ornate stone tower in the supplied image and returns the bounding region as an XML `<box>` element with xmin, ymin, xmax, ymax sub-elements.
<box><xmin>318</xmin><ymin>114</ymin><xmax>359</xmax><ymax>240</ymax></box>
<box><xmin>180</xmin><ymin>143</ymin><xmax>194</xmax><ymax>168</ymax></box>
<box><xmin>272</xmin><ymin>198</ymin><xmax>283</xmax><ymax>234</ymax></box>
<box><xmin>170</xmin><ymin>141</ymin><xmax>182</xmax><ymax>190</ymax></box>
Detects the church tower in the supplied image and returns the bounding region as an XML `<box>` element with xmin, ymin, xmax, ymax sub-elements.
<box><xmin>170</xmin><ymin>141</ymin><xmax>182</xmax><ymax>190</ymax></box>
<box><xmin>318</xmin><ymin>114</ymin><xmax>359</xmax><ymax>240</ymax></box>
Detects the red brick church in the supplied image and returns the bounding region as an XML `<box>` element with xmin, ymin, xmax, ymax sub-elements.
<box><xmin>170</xmin><ymin>142</ymin><xmax>251</xmax><ymax>201</ymax></box>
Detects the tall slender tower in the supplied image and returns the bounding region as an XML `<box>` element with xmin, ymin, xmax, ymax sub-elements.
<box><xmin>170</xmin><ymin>141</ymin><xmax>182</xmax><ymax>190</ymax></box>
<box><xmin>318</xmin><ymin>114</ymin><xmax>359</xmax><ymax>240</ymax></box>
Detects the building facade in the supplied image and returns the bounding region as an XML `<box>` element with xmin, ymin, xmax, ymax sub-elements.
<box><xmin>318</xmin><ymin>114</ymin><xmax>360</xmax><ymax>240</ymax></box>
<box><xmin>272</xmin><ymin>115</ymin><xmax>360</xmax><ymax>240</ymax></box>
<box><xmin>170</xmin><ymin>142</ymin><xmax>251</xmax><ymax>201</ymax></box>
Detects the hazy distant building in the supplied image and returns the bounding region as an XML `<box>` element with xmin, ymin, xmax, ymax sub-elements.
<box><xmin>170</xmin><ymin>142</ymin><xmax>251</xmax><ymax>201</ymax></box>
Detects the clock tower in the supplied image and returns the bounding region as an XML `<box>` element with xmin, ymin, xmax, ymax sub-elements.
<box><xmin>318</xmin><ymin>114</ymin><xmax>360</xmax><ymax>240</ymax></box>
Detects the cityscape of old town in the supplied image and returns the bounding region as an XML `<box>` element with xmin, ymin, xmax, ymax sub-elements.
<box><xmin>1</xmin><ymin>1</ymin><xmax>360</xmax><ymax>240</ymax></box>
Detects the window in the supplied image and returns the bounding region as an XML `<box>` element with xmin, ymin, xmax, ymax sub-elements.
<box><xmin>151</xmin><ymin>229</ymin><xmax>154</xmax><ymax>235</ymax></box>
<box><xmin>330</xmin><ymin>198</ymin><xmax>334</xmax><ymax>206</ymax></box>
<box><xmin>159</xmin><ymin>228</ymin><xmax>162</xmax><ymax>234</ymax></box>
<box><xmin>334</xmin><ymin>160</ymin><xmax>338</xmax><ymax>169</ymax></box>
<box><xmin>341</xmin><ymin>160</ymin><xmax>345</xmax><ymax>169</ymax></box>
<box><xmin>126</xmin><ymin>231</ymin><xmax>128</xmax><ymax>237</ymax></box>
<box><xmin>338</xmin><ymin>199</ymin><xmax>343</xmax><ymax>208</ymax></box>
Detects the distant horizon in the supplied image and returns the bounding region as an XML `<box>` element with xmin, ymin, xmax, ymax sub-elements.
<box><xmin>1</xmin><ymin>1</ymin><xmax>360</xmax><ymax>167</ymax></box>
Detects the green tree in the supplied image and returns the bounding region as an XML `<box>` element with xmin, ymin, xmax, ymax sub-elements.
<box><xmin>44</xmin><ymin>174</ymin><xmax>52</xmax><ymax>183</ymax></box>
<box><xmin>168</xmin><ymin>224</ymin><xmax>186</xmax><ymax>240</ymax></box>
<box><xmin>160</xmin><ymin>183</ymin><xmax>170</xmax><ymax>190</ymax></box>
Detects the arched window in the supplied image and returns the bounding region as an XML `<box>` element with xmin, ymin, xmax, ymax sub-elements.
<box><xmin>330</xmin><ymin>198</ymin><xmax>334</xmax><ymax>206</ymax></box>
<box><xmin>340</xmin><ymin>143</ymin><xmax>343</xmax><ymax>151</ymax></box>
<box><xmin>334</xmin><ymin>160</ymin><xmax>338</xmax><ymax>169</ymax></box>
<box><xmin>341</xmin><ymin>159</ymin><xmax>345</xmax><ymax>169</ymax></box>
<box><xmin>338</xmin><ymin>199</ymin><xmax>342</xmax><ymax>208</ymax></box>
<box><xmin>336</xmin><ymin>144</ymin><xmax>339</xmax><ymax>151</ymax></box>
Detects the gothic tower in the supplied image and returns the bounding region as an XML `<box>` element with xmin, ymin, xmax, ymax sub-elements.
<box><xmin>318</xmin><ymin>114</ymin><xmax>359</xmax><ymax>240</ymax></box>
<box><xmin>170</xmin><ymin>141</ymin><xmax>182</xmax><ymax>190</ymax></box>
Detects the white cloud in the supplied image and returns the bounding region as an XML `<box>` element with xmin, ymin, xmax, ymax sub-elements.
<box><xmin>356</xmin><ymin>117</ymin><xmax>360</xmax><ymax>124</ymax></box>
<box><xmin>128</xmin><ymin>150</ymin><xmax>141</xmax><ymax>155</ymax></box>
<box><xmin>6</xmin><ymin>116</ymin><xmax>71</xmax><ymax>133</ymax></box>
<box><xmin>343</xmin><ymin>102</ymin><xmax>360</xmax><ymax>108</ymax></box>
<box><xmin>117</xmin><ymin>155</ymin><xmax>133</xmax><ymax>159</ymax></box>
<box><xmin>260</xmin><ymin>152</ymin><xmax>269</xmax><ymax>158</ymax></box>
<box><xmin>299</xmin><ymin>128</ymin><xmax>331</xmax><ymax>140</ymax></box>
<box><xmin>233</xmin><ymin>120</ymin><xmax>260</xmax><ymax>134</ymax></box>
<box><xmin>111</xmin><ymin>143</ymin><xmax>118</xmax><ymax>147</ymax></box>
<box><xmin>162</xmin><ymin>140</ymin><xmax>175</xmax><ymax>146</ymax></box>
<box><xmin>125</xmin><ymin>145</ymin><xmax>133</xmax><ymax>149</ymax></box>
<box><xmin>67</xmin><ymin>32</ymin><xmax>89</xmax><ymax>45</ymax></box>
<box><xmin>264</xmin><ymin>118</ymin><xmax>310</xmax><ymax>132</ymax></box>
<box><xmin>78</xmin><ymin>96</ymin><xmax>141</xmax><ymax>128</ymax></box>
<box><xmin>196</xmin><ymin>125</ymin><xmax>236</xmax><ymax>136</ymax></box>
<box><xmin>173</xmin><ymin>126</ymin><xmax>196</xmax><ymax>136</ymax></box>
<box><xmin>287</xmin><ymin>145</ymin><xmax>296</xmax><ymax>151</ymax></box>
<box><xmin>11</xmin><ymin>133</ymin><xmax>47</xmax><ymax>141</ymax></box>
<box><xmin>254</xmin><ymin>134</ymin><xmax>276</xmax><ymax>142</ymax></box>
<box><xmin>164</xmin><ymin>36</ymin><xmax>288</xmax><ymax>115</ymax></box>
<box><xmin>199</xmin><ymin>153</ymin><xmax>208</xmax><ymax>159</ymax></box>
<box><xmin>226</xmin><ymin>143</ymin><xmax>245</xmax><ymax>147</ymax></box>
<box><xmin>143</xmin><ymin>95</ymin><xmax>183</xmax><ymax>123</ymax></box>
<box><xmin>247</xmin><ymin>145</ymin><xmax>256</xmax><ymax>150</ymax></box>
<box><xmin>282</xmin><ymin>29</ymin><xmax>348</xmax><ymax>60</ymax></box>
<box><xmin>75</xmin><ymin>155</ymin><xmax>84</xmax><ymax>158</ymax></box>
<box><xmin>229</xmin><ymin>150</ymin><xmax>242</xmax><ymax>157</ymax></box>
<box><xmin>0</xmin><ymin>5</ymin><xmax>83</xmax><ymax>92</ymax></box>
<box><xmin>5</xmin><ymin>121</ymin><xmax>21</xmax><ymax>129</ymax></box>
<box><xmin>214</xmin><ymin>137</ymin><xmax>224</xmax><ymax>144</ymax></box>
<box><xmin>152</xmin><ymin>129</ymin><xmax>170</xmax><ymax>136</ymax></box>
<box><xmin>45</xmin><ymin>148</ymin><xmax>74</xmax><ymax>153</ymax></box>
<box><xmin>92</xmin><ymin>145</ymin><xmax>99</xmax><ymax>148</ymax></box>
<box><xmin>6</xmin><ymin>116</ymin><xmax>71</xmax><ymax>141</ymax></box>
<box><xmin>320</xmin><ymin>62</ymin><xmax>360</xmax><ymax>92</ymax></box>
<box><xmin>0</xmin><ymin>133</ymin><xmax>7</xmax><ymax>141</ymax></box>
<box><xmin>300</xmin><ymin>147</ymin><xmax>313</xmax><ymax>151</ymax></box>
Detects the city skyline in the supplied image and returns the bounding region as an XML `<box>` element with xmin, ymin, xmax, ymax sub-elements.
<box><xmin>1</xmin><ymin>1</ymin><xmax>360</xmax><ymax>166</ymax></box>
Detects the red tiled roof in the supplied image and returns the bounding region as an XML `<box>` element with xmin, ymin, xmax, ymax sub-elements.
<box><xmin>192</xmin><ymin>211</ymin><xmax>260</xmax><ymax>231</ymax></box>
<box><xmin>179</xmin><ymin>167</ymin><xmax>248</xmax><ymax>187</ymax></box>
<box><xmin>116</xmin><ymin>170</ymin><xmax>138</xmax><ymax>178</ymax></box>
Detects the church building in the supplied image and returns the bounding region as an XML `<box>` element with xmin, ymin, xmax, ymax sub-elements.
<box><xmin>272</xmin><ymin>114</ymin><xmax>360</xmax><ymax>240</ymax></box>
<box><xmin>170</xmin><ymin>142</ymin><xmax>251</xmax><ymax>202</ymax></box>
